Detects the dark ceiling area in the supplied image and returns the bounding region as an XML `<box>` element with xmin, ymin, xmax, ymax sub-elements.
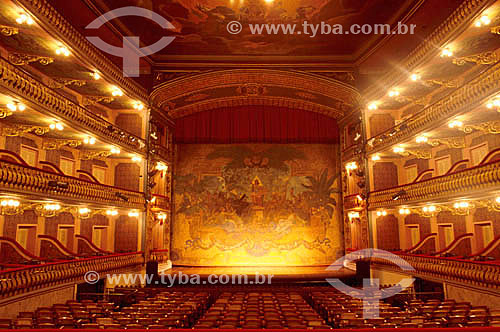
<box><xmin>46</xmin><ymin>0</ymin><xmax>465</xmax><ymax>90</ymax></box>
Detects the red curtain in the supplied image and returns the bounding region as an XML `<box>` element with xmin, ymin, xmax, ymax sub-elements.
<box><xmin>174</xmin><ymin>106</ymin><xmax>339</xmax><ymax>144</ymax></box>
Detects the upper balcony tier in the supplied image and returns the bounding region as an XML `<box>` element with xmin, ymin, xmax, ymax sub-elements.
<box><xmin>0</xmin><ymin>158</ymin><xmax>145</xmax><ymax>209</ymax></box>
<box><xmin>368</xmin><ymin>157</ymin><xmax>500</xmax><ymax>209</ymax></box>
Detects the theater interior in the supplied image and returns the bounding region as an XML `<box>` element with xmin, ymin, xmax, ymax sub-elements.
<box><xmin>1</xmin><ymin>0</ymin><xmax>500</xmax><ymax>330</ymax></box>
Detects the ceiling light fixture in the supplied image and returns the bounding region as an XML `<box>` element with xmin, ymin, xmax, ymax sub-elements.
<box><xmin>448</xmin><ymin>120</ymin><xmax>463</xmax><ymax>129</ymax></box>
<box><xmin>106</xmin><ymin>210</ymin><xmax>118</xmax><ymax>216</ymax></box>
<box><xmin>91</xmin><ymin>71</ymin><xmax>101</xmax><ymax>80</ymax></box>
<box><xmin>110</xmin><ymin>147</ymin><xmax>121</xmax><ymax>154</ymax></box>
<box><xmin>6</xmin><ymin>102</ymin><xmax>26</xmax><ymax>112</ymax></box>
<box><xmin>475</xmin><ymin>15</ymin><xmax>491</xmax><ymax>27</ymax></box>
<box><xmin>83</xmin><ymin>136</ymin><xmax>96</xmax><ymax>145</ymax></box>
<box><xmin>133</xmin><ymin>101</ymin><xmax>144</xmax><ymax>110</ymax></box>
<box><xmin>393</xmin><ymin>146</ymin><xmax>405</xmax><ymax>153</ymax></box>
<box><xmin>416</xmin><ymin>135</ymin><xmax>429</xmax><ymax>143</ymax></box>
<box><xmin>388</xmin><ymin>89</ymin><xmax>400</xmax><ymax>97</ymax></box>
<box><xmin>410</xmin><ymin>73</ymin><xmax>421</xmax><ymax>81</ymax></box>
<box><xmin>49</xmin><ymin>121</ymin><xmax>64</xmax><ymax>131</ymax></box>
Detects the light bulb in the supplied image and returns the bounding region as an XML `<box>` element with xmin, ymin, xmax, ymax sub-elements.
<box><xmin>106</xmin><ymin>210</ymin><xmax>118</xmax><ymax>216</ymax></box>
<box><xmin>368</xmin><ymin>102</ymin><xmax>378</xmax><ymax>110</ymax></box>
<box><xmin>410</xmin><ymin>73</ymin><xmax>421</xmax><ymax>81</ymax></box>
<box><xmin>371</xmin><ymin>155</ymin><xmax>381</xmax><ymax>161</ymax></box>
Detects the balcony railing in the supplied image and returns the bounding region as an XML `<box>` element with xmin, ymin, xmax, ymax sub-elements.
<box><xmin>151</xmin><ymin>144</ymin><xmax>173</xmax><ymax>163</ymax></box>
<box><xmin>151</xmin><ymin>194</ymin><xmax>170</xmax><ymax>211</ymax></box>
<box><xmin>368</xmin><ymin>159</ymin><xmax>500</xmax><ymax>209</ymax></box>
<box><xmin>0</xmin><ymin>160</ymin><xmax>145</xmax><ymax>209</ymax></box>
<box><xmin>368</xmin><ymin>252</ymin><xmax>500</xmax><ymax>290</ymax></box>
<box><xmin>0</xmin><ymin>252</ymin><xmax>144</xmax><ymax>299</ymax></box>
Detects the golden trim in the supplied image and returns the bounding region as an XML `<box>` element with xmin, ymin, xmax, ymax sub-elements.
<box><xmin>8</xmin><ymin>53</ymin><xmax>54</xmax><ymax>66</ymax></box>
<box><xmin>82</xmin><ymin>96</ymin><xmax>115</xmax><ymax>107</ymax></box>
<box><xmin>0</xmin><ymin>25</ymin><xmax>19</xmax><ymax>36</ymax></box>
<box><xmin>428</xmin><ymin>137</ymin><xmax>466</xmax><ymax>149</ymax></box>
<box><xmin>82</xmin><ymin>150</ymin><xmax>113</xmax><ymax>161</ymax></box>
<box><xmin>461</xmin><ymin>121</ymin><xmax>500</xmax><ymax>134</ymax></box>
<box><xmin>396</xmin><ymin>149</ymin><xmax>432</xmax><ymax>159</ymax></box>
<box><xmin>42</xmin><ymin>139</ymin><xmax>81</xmax><ymax>150</ymax></box>
<box><xmin>2</xmin><ymin>125</ymin><xmax>50</xmax><ymax>136</ymax></box>
<box><xmin>0</xmin><ymin>109</ymin><xmax>13</xmax><ymax>119</ymax></box>
<box><xmin>452</xmin><ymin>51</ymin><xmax>499</xmax><ymax>66</ymax></box>
<box><xmin>48</xmin><ymin>78</ymin><xmax>87</xmax><ymax>89</ymax></box>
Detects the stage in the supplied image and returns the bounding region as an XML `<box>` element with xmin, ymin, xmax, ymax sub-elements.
<box><xmin>159</xmin><ymin>266</ymin><xmax>356</xmax><ymax>284</ymax></box>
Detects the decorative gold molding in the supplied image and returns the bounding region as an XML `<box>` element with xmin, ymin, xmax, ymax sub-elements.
<box><xmin>423</xmin><ymin>79</ymin><xmax>460</xmax><ymax>88</ymax></box>
<box><xmin>82</xmin><ymin>96</ymin><xmax>115</xmax><ymax>107</ymax></box>
<box><xmin>475</xmin><ymin>199</ymin><xmax>500</xmax><ymax>212</ymax></box>
<box><xmin>0</xmin><ymin>25</ymin><xmax>19</xmax><ymax>36</ymax></box>
<box><xmin>395</xmin><ymin>95</ymin><xmax>427</xmax><ymax>106</ymax></box>
<box><xmin>42</xmin><ymin>139</ymin><xmax>81</xmax><ymax>150</ymax></box>
<box><xmin>34</xmin><ymin>204</ymin><xmax>72</xmax><ymax>218</ymax></box>
<box><xmin>428</xmin><ymin>137</ymin><xmax>466</xmax><ymax>149</ymax></box>
<box><xmin>460</xmin><ymin>121</ymin><xmax>500</xmax><ymax>134</ymax></box>
<box><xmin>82</xmin><ymin>150</ymin><xmax>113</xmax><ymax>160</ymax></box>
<box><xmin>0</xmin><ymin>109</ymin><xmax>13</xmax><ymax>119</ymax></box>
<box><xmin>396</xmin><ymin>149</ymin><xmax>432</xmax><ymax>159</ymax></box>
<box><xmin>48</xmin><ymin>78</ymin><xmax>87</xmax><ymax>89</ymax></box>
<box><xmin>452</xmin><ymin>51</ymin><xmax>499</xmax><ymax>66</ymax></box>
<box><xmin>8</xmin><ymin>53</ymin><xmax>54</xmax><ymax>66</ymax></box>
<box><xmin>2</xmin><ymin>125</ymin><xmax>49</xmax><ymax>136</ymax></box>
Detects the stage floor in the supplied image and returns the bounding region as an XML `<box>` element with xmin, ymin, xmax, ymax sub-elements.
<box><xmin>160</xmin><ymin>266</ymin><xmax>356</xmax><ymax>283</ymax></box>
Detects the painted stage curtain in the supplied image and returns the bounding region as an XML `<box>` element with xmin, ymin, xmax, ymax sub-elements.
<box><xmin>174</xmin><ymin>106</ymin><xmax>340</xmax><ymax>144</ymax></box>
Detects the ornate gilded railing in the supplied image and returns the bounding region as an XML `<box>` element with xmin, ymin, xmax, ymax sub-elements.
<box><xmin>344</xmin><ymin>194</ymin><xmax>364</xmax><ymax>210</ymax></box>
<box><xmin>0</xmin><ymin>252</ymin><xmax>144</xmax><ymax>299</ymax></box>
<box><xmin>151</xmin><ymin>144</ymin><xmax>173</xmax><ymax>163</ymax></box>
<box><xmin>151</xmin><ymin>194</ymin><xmax>170</xmax><ymax>211</ymax></box>
<box><xmin>368</xmin><ymin>160</ymin><xmax>500</xmax><ymax>208</ymax></box>
<box><xmin>16</xmin><ymin>0</ymin><xmax>148</xmax><ymax>102</ymax></box>
<box><xmin>366</xmin><ymin>55</ymin><xmax>500</xmax><ymax>153</ymax></box>
<box><xmin>0</xmin><ymin>160</ymin><xmax>145</xmax><ymax>209</ymax></box>
<box><xmin>0</xmin><ymin>57</ymin><xmax>145</xmax><ymax>153</ymax></box>
<box><xmin>368</xmin><ymin>253</ymin><xmax>500</xmax><ymax>290</ymax></box>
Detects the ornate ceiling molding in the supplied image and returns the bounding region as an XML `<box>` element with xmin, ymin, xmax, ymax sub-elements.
<box><xmin>151</xmin><ymin>69</ymin><xmax>361</xmax><ymax>120</ymax></box>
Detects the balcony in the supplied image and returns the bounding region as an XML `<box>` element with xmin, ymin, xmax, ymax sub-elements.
<box><xmin>0</xmin><ymin>159</ymin><xmax>145</xmax><ymax>209</ymax></box>
<box><xmin>0</xmin><ymin>252</ymin><xmax>144</xmax><ymax>299</ymax></box>
<box><xmin>369</xmin><ymin>252</ymin><xmax>500</xmax><ymax>291</ymax></box>
<box><xmin>151</xmin><ymin>143</ymin><xmax>173</xmax><ymax>163</ymax></box>
<box><xmin>151</xmin><ymin>194</ymin><xmax>170</xmax><ymax>211</ymax></box>
<box><xmin>368</xmin><ymin>159</ymin><xmax>500</xmax><ymax>209</ymax></box>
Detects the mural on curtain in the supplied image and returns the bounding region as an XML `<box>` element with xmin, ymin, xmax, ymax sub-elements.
<box><xmin>172</xmin><ymin>143</ymin><xmax>344</xmax><ymax>266</ymax></box>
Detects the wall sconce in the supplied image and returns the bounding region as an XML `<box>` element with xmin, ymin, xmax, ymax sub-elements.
<box><xmin>133</xmin><ymin>101</ymin><xmax>144</xmax><ymax>110</ymax></box>
<box><xmin>110</xmin><ymin>146</ymin><xmax>121</xmax><ymax>154</ymax></box>
<box><xmin>128</xmin><ymin>211</ymin><xmax>139</xmax><ymax>218</ymax></box>
<box><xmin>345</xmin><ymin>162</ymin><xmax>358</xmax><ymax>173</ymax></box>
<box><xmin>368</xmin><ymin>102</ymin><xmax>378</xmax><ymax>110</ymax></box>
<box><xmin>132</xmin><ymin>155</ymin><xmax>142</xmax><ymax>163</ymax></box>
<box><xmin>371</xmin><ymin>154</ymin><xmax>381</xmax><ymax>161</ymax></box>
<box><xmin>106</xmin><ymin>209</ymin><xmax>118</xmax><ymax>216</ymax></box>
<box><xmin>49</xmin><ymin>121</ymin><xmax>64</xmax><ymax>131</ymax></box>
<box><xmin>441</xmin><ymin>47</ymin><xmax>453</xmax><ymax>57</ymax></box>
<box><xmin>486</xmin><ymin>98</ymin><xmax>500</xmax><ymax>111</ymax></box>
<box><xmin>475</xmin><ymin>15</ymin><xmax>491</xmax><ymax>27</ymax></box>
<box><xmin>348</xmin><ymin>211</ymin><xmax>360</xmax><ymax>222</ymax></box>
<box><xmin>156</xmin><ymin>162</ymin><xmax>168</xmax><ymax>171</ymax></box>
<box><xmin>399</xmin><ymin>208</ymin><xmax>411</xmax><ymax>215</ymax></box>
<box><xmin>55</xmin><ymin>45</ymin><xmax>70</xmax><ymax>57</ymax></box>
<box><xmin>83</xmin><ymin>136</ymin><xmax>96</xmax><ymax>145</ymax></box>
<box><xmin>0</xmin><ymin>199</ymin><xmax>23</xmax><ymax>215</ymax></box>
<box><xmin>78</xmin><ymin>207</ymin><xmax>90</xmax><ymax>215</ymax></box>
<box><xmin>90</xmin><ymin>71</ymin><xmax>101</xmax><ymax>80</ymax></box>
<box><xmin>376</xmin><ymin>210</ymin><xmax>388</xmax><ymax>217</ymax></box>
<box><xmin>410</xmin><ymin>73</ymin><xmax>421</xmax><ymax>81</ymax></box>
<box><xmin>16</xmin><ymin>13</ymin><xmax>34</xmax><ymax>25</ymax></box>
<box><xmin>111</xmin><ymin>86</ymin><xmax>123</xmax><ymax>97</ymax></box>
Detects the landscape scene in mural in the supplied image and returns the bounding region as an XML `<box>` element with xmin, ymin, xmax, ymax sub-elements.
<box><xmin>173</xmin><ymin>144</ymin><xmax>343</xmax><ymax>266</ymax></box>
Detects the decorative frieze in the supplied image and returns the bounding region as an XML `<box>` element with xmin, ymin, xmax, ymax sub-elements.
<box><xmin>8</xmin><ymin>53</ymin><xmax>54</xmax><ymax>66</ymax></box>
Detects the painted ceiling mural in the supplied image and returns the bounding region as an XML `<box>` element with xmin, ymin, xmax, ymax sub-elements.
<box><xmin>88</xmin><ymin>0</ymin><xmax>410</xmax><ymax>56</ymax></box>
<box><xmin>172</xmin><ymin>143</ymin><xmax>344</xmax><ymax>266</ymax></box>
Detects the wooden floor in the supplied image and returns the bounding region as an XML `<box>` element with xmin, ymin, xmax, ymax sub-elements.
<box><xmin>162</xmin><ymin>266</ymin><xmax>356</xmax><ymax>283</ymax></box>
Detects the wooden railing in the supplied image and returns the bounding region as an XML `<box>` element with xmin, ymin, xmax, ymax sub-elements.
<box><xmin>368</xmin><ymin>159</ymin><xmax>500</xmax><ymax>208</ymax></box>
<box><xmin>0</xmin><ymin>252</ymin><xmax>144</xmax><ymax>299</ymax></box>
<box><xmin>368</xmin><ymin>252</ymin><xmax>500</xmax><ymax>290</ymax></box>
<box><xmin>0</xmin><ymin>160</ymin><xmax>145</xmax><ymax>209</ymax></box>
<box><xmin>151</xmin><ymin>144</ymin><xmax>173</xmax><ymax>163</ymax></box>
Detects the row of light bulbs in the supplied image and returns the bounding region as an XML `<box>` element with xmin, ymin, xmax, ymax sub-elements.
<box><xmin>376</xmin><ymin>197</ymin><xmax>500</xmax><ymax>217</ymax></box>
<box><xmin>366</xmin><ymin>13</ymin><xmax>493</xmax><ymax>112</ymax></box>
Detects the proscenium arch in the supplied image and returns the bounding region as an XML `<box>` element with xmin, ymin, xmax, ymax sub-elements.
<box><xmin>150</xmin><ymin>69</ymin><xmax>361</xmax><ymax>120</ymax></box>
